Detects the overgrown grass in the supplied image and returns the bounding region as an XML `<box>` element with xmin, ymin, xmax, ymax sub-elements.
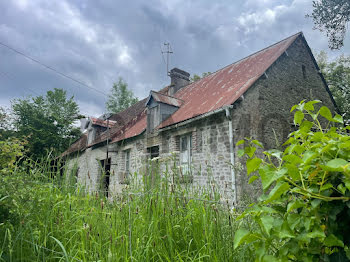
<box><xmin>0</xmin><ymin>157</ymin><xmax>254</xmax><ymax>261</ymax></box>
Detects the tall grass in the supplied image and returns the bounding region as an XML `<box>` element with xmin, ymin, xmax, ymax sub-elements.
<box><xmin>0</xmin><ymin>157</ymin><xmax>254</xmax><ymax>261</ymax></box>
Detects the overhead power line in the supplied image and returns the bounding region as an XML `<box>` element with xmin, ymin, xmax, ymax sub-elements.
<box><xmin>0</xmin><ymin>69</ymin><xmax>41</xmax><ymax>96</ymax></box>
<box><xmin>0</xmin><ymin>41</ymin><xmax>107</xmax><ymax>97</ymax></box>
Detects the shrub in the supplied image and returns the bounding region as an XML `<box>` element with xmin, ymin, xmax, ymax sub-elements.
<box><xmin>234</xmin><ymin>100</ymin><xmax>350</xmax><ymax>261</ymax></box>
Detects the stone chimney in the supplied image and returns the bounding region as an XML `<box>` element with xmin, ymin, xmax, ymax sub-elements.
<box><xmin>168</xmin><ymin>68</ymin><xmax>190</xmax><ymax>96</ymax></box>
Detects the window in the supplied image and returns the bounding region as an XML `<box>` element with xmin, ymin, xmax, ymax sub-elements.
<box><xmin>125</xmin><ymin>150</ymin><xmax>131</xmax><ymax>173</ymax></box>
<box><xmin>302</xmin><ymin>65</ymin><xmax>306</xmax><ymax>79</ymax></box>
<box><xmin>180</xmin><ymin>134</ymin><xmax>192</xmax><ymax>175</ymax></box>
<box><xmin>147</xmin><ymin>105</ymin><xmax>160</xmax><ymax>132</ymax></box>
<box><xmin>148</xmin><ymin>146</ymin><xmax>159</xmax><ymax>159</ymax></box>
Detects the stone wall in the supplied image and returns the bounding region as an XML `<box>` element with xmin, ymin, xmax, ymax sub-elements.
<box><xmin>231</xmin><ymin>35</ymin><xmax>337</xmax><ymax>202</ymax></box>
<box><xmin>66</xmin><ymin>35</ymin><xmax>337</xmax><ymax>204</ymax></box>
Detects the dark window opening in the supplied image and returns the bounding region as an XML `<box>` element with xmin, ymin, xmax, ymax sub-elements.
<box><xmin>100</xmin><ymin>158</ymin><xmax>111</xmax><ymax>197</ymax></box>
<box><xmin>148</xmin><ymin>146</ymin><xmax>159</xmax><ymax>159</ymax></box>
<box><xmin>302</xmin><ymin>65</ymin><xmax>306</xmax><ymax>79</ymax></box>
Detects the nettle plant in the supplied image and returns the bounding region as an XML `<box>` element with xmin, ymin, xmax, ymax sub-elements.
<box><xmin>234</xmin><ymin>100</ymin><xmax>350</xmax><ymax>261</ymax></box>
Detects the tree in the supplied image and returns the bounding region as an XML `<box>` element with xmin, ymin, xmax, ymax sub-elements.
<box><xmin>190</xmin><ymin>72</ymin><xmax>212</xmax><ymax>82</ymax></box>
<box><xmin>308</xmin><ymin>0</ymin><xmax>350</xmax><ymax>49</ymax></box>
<box><xmin>105</xmin><ymin>77</ymin><xmax>138</xmax><ymax>113</ymax></box>
<box><xmin>11</xmin><ymin>88</ymin><xmax>81</xmax><ymax>159</ymax></box>
<box><xmin>316</xmin><ymin>51</ymin><xmax>350</xmax><ymax>120</ymax></box>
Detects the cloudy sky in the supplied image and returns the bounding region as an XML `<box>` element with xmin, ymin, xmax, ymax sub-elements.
<box><xmin>0</xmin><ymin>0</ymin><xmax>349</xmax><ymax>117</ymax></box>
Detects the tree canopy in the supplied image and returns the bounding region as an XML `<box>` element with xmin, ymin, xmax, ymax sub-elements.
<box><xmin>309</xmin><ymin>0</ymin><xmax>350</xmax><ymax>49</ymax></box>
<box><xmin>11</xmin><ymin>88</ymin><xmax>82</xmax><ymax>159</ymax></box>
<box><xmin>105</xmin><ymin>77</ymin><xmax>138</xmax><ymax>113</ymax></box>
<box><xmin>190</xmin><ymin>72</ymin><xmax>212</xmax><ymax>82</ymax></box>
<box><xmin>316</xmin><ymin>51</ymin><xmax>350</xmax><ymax>121</ymax></box>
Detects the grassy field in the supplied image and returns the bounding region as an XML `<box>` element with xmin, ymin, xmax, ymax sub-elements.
<box><xmin>0</xmin><ymin>159</ymin><xmax>253</xmax><ymax>261</ymax></box>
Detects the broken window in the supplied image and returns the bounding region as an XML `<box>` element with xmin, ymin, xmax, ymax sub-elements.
<box><xmin>148</xmin><ymin>145</ymin><xmax>159</xmax><ymax>159</ymax></box>
<box><xmin>100</xmin><ymin>158</ymin><xmax>111</xmax><ymax>197</ymax></box>
<box><xmin>180</xmin><ymin>134</ymin><xmax>192</xmax><ymax>176</ymax></box>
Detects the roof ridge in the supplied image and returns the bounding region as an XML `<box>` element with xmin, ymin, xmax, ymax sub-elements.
<box><xmin>190</xmin><ymin>31</ymin><xmax>302</xmax><ymax>83</ymax></box>
<box><xmin>150</xmin><ymin>90</ymin><xmax>185</xmax><ymax>102</ymax></box>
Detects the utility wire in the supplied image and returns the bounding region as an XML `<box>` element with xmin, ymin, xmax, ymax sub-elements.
<box><xmin>0</xmin><ymin>69</ymin><xmax>41</xmax><ymax>96</ymax></box>
<box><xmin>0</xmin><ymin>41</ymin><xmax>107</xmax><ymax>97</ymax></box>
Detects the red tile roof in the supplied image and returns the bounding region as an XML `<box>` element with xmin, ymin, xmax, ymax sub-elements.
<box><xmin>158</xmin><ymin>32</ymin><xmax>301</xmax><ymax>128</ymax></box>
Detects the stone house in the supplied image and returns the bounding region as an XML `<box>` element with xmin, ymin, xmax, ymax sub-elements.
<box><xmin>63</xmin><ymin>32</ymin><xmax>338</xmax><ymax>203</ymax></box>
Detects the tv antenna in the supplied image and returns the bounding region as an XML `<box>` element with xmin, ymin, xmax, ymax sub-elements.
<box><xmin>161</xmin><ymin>42</ymin><xmax>173</xmax><ymax>77</ymax></box>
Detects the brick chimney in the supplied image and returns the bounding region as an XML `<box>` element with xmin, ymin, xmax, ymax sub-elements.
<box><xmin>168</xmin><ymin>68</ymin><xmax>190</xmax><ymax>96</ymax></box>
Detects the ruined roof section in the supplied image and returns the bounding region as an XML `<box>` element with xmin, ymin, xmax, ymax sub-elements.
<box><xmin>89</xmin><ymin>98</ymin><xmax>147</xmax><ymax>146</ymax></box>
<box><xmin>158</xmin><ymin>32</ymin><xmax>301</xmax><ymax>128</ymax></box>
<box><xmin>147</xmin><ymin>90</ymin><xmax>184</xmax><ymax>107</ymax></box>
<box><xmin>61</xmin><ymin>133</ymin><xmax>87</xmax><ymax>157</ymax></box>
<box><xmin>89</xmin><ymin>117</ymin><xmax>117</xmax><ymax>128</ymax></box>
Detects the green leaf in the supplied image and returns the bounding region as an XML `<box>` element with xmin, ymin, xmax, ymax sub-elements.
<box><xmin>247</xmin><ymin>158</ymin><xmax>262</xmax><ymax>175</ymax></box>
<box><xmin>306</xmin><ymin>228</ymin><xmax>325</xmax><ymax>239</ymax></box>
<box><xmin>287</xmin><ymin>200</ymin><xmax>305</xmax><ymax>213</ymax></box>
<box><xmin>236</xmin><ymin>139</ymin><xmax>245</xmax><ymax>146</ymax></box>
<box><xmin>337</xmin><ymin>183</ymin><xmax>346</xmax><ymax>194</ymax></box>
<box><xmin>260</xmin><ymin>166</ymin><xmax>287</xmax><ymax>191</ymax></box>
<box><xmin>287</xmin><ymin>213</ymin><xmax>301</xmax><ymax>230</ymax></box>
<box><xmin>245</xmin><ymin>146</ymin><xmax>256</xmax><ymax>158</ymax></box>
<box><xmin>345</xmin><ymin>181</ymin><xmax>350</xmax><ymax>191</ymax></box>
<box><xmin>283</xmin><ymin>155</ymin><xmax>302</xmax><ymax>165</ymax></box>
<box><xmin>324</xmin><ymin>234</ymin><xmax>344</xmax><ymax>247</ymax></box>
<box><xmin>265</xmin><ymin>181</ymin><xmax>290</xmax><ymax>204</ymax></box>
<box><xmin>237</xmin><ymin>149</ymin><xmax>245</xmax><ymax>157</ymax></box>
<box><xmin>319</xmin><ymin>106</ymin><xmax>333</xmax><ymax>121</ymax></box>
<box><xmin>300</xmin><ymin>120</ymin><xmax>313</xmax><ymax>132</ymax></box>
<box><xmin>320</xmin><ymin>183</ymin><xmax>333</xmax><ymax>192</ymax></box>
<box><xmin>290</xmin><ymin>104</ymin><xmax>298</xmax><ymax>112</ymax></box>
<box><xmin>233</xmin><ymin>229</ymin><xmax>260</xmax><ymax>249</ymax></box>
<box><xmin>333</xmin><ymin>114</ymin><xmax>343</xmax><ymax>124</ymax></box>
<box><xmin>248</xmin><ymin>175</ymin><xmax>259</xmax><ymax>184</ymax></box>
<box><xmin>251</xmin><ymin>140</ymin><xmax>263</xmax><ymax>148</ymax></box>
<box><xmin>304</xmin><ymin>100</ymin><xmax>321</xmax><ymax>111</ymax></box>
<box><xmin>260</xmin><ymin>215</ymin><xmax>274</xmax><ymax>235</ymax></box>
<box><xmin>234</xmin><ymin>228</ymin><xmax>249</xmax><ymax>249</ymax></box>
<box><xmin>325</xmin><ymin>158</ymin><xmax>348</xmax><ymax>171</ymax></box>
<box><xmin>294</xmin><ymin>111</ymin><xmax>304</xmax><ymax>125</ymax></box>
<box><xmin>278</xmin><ymin>221</ymin><xmax>295</xmax><ymax>239</ymax></box>
<box><xmin>285</xmin><ymin>164</ymin><xmax>300</xmax><ymax>181</ymax></box>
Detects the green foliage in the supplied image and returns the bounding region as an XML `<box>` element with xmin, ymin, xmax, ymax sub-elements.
<box><xmin>308</xmin><ymin>0</ymin><xmax>350</xmax><ymax>49</ymax></box>
<box><xmin>0</xmin><ymin>156</ymin><xmax>253</xmax><ymax>261</ymax></box>
<box><xmin>190</xmin><ymin>72</ymin><xmax>212</xmax><ymax>82</ymax></box>
<box><xmin>0</xmin><ymin>137</ymin><xmax>25</xmax><ymax>173</ymax></box>
<box><xmin>316</xmin><ymin>51</ymin><xmax>350</xmax><ymax>121</ymax></box>
<box><xmin>11</xmin><ymin>88</ymin><xmax>81</xmax><ymax>159</ymax></box>
<box><xmin>235</xmin><ymin>101</ymin><xmax>350</xmax><ymax>261</ymax></box>
<box><xmin>105</xmin><ymin>77</ymin><xmax>138</xmax><ymax>113</ymax></box>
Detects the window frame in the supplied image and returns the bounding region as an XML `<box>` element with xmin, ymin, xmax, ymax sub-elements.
<box><xmin>125</xmin><ymin>149</ymin><xmax>131</xmax><ymax>173</ymax></box>
<box><xmin>179</xmin><ymin>133</ymin><xmax>192</xmax><ymax>175</ymax></box>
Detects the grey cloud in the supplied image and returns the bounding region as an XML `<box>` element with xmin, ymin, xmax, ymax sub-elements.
<box><xmin>0</xmin><ymin>0</ymin><xmax>349</xmax><ymax>118</ymax></box>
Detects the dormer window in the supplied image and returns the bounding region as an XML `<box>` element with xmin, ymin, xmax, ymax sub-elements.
<box><xmin>85</xmin><ymin>117</ymin><xmax>117</xmax><ymax>145</ymax></box>
<box><xmin>146</xmin><ymin>91</ymin><xmax>183</xmax><ymax>133</ymax></box>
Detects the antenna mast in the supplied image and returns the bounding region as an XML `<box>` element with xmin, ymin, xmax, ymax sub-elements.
<box><xmin>162</xmin><ymin>42</ymin><xmax>173</xmax><ymax>77</ymax></box>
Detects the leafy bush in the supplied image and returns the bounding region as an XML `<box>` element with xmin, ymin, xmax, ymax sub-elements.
<box><xmin>234</xmin><ymin>100</ymin><xmax>350</xmax><ymax>261</ymax></box>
